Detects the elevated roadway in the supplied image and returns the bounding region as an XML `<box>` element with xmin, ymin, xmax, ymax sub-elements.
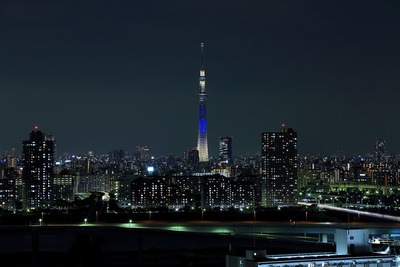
<box><xmin>299</xmin><ymin>201</ymin><xmax>400</xmax><ymax>223</ymax></box>
<box><xmin>1</xmin><ymin>220</ymin><xmax>399</xmax><ymax>236</ymax></box>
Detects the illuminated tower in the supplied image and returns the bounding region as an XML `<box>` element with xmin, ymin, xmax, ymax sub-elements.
<box><xmin>197</xmin><ymin>42</ymin><xmax>209</xmax><ymax>162</ymax></box>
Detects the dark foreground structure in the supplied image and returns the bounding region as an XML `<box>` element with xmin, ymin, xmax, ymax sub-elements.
<box><xmin>0</xmin><ymin>224</ymin><xmax>336</xmax><ymax>267</ymax></box>
<box><xmin>1</xmin><ymin>207</ymin><xmax>398</xmax><ymax>267</ymax></box>
<box><xmin>227</xmin><ymin>229</ymin><xmax>400</xmax><ymax>267</ymax></box>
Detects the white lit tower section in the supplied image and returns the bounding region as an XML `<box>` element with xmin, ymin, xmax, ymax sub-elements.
<box><xmin>197</xmin><ymin>42</ymin><xmax>209</xmax><ymax>162</ymax></box>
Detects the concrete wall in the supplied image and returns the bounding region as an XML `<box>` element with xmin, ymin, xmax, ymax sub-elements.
<box><xmin>335</xmin><ymin>229</ymin><xmax>370</xmax><ymax>255</ymax></box>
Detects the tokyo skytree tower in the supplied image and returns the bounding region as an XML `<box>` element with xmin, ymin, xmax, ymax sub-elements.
<box><xmin>197</xmin><ymin>42</ymin><xmax>209</xmax><ymax>162</ymax></box>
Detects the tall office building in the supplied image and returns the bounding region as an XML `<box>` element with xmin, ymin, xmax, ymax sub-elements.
<box><xmin>197</xmin><ymin>42</ymin><xmax>209</xmax><ymax>162</ymax></box>
<box><xmin>187</xmin><ymin>148</ymin><xmax>200</xmax><ymax>165</ymax></box>
<box><xmin>261</xmin><ymin>124</ymin><xmax>298</xmax><ymax>207</ymax></box>
<box><xmin>109</xmin><ymin>149</ymin><xmax>126</xmax><ymax>172</ymax></box>
<box><xmin>136</xmin><ymin>146</ymin><xmax>150</xmax><ymax>162</ymax></box>
<box><xmin>219</xmin><ymin>136</ymin><xmax>233</xmax><ymax>165</ymax></box>
<box><xmin>22</xmin><ymin>126</ymin><xmax>55</xmax><ymax>210</ymax></box>
<box><xmin>374</xmin><ymin>139</ymin><xmax>386</xmax><ymax>163</ymax></box>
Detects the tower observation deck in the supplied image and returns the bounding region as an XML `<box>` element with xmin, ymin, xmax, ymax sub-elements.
<box><xmin>197</xmin><ymin>42</ymin><xmax>209</xmax><ymax>162</ymax></box>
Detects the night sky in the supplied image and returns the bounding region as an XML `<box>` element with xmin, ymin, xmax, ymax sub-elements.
<box><xmin>1</xmin><ymin>1</ymin><xmax>399</xmax><ymax>158</ymax></box>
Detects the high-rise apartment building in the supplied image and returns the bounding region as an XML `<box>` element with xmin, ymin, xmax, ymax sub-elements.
<box><xmin>53</xmin><ymin>172</ymin><xmax>74</xmax><ymax>202</ymax></box>
<box><xmin>0</xmin><ymin>178</ymin><xmax>16</xmax><ymax>211</ymax></box>
<box><xmin>219</xmin><ymin>136</ymin><xmax>233</xmax><ymax>165</ymax></box>
<box><xmin>261</xmin><ymin>124</ymin><xmax>298</xmax><ymax>207</ymax></box>
<box><xmin>200</xmin><ymin>174</ymin><xmax>229</xmax><ymax>209</ymax></box>
<box><xmin>197</xmin><ymin>42</ymin><xmax>209</xmax><ymax>162</ymax></box>
<box><xmin>22</xmin><ymin>126</ymin><xmax>55</xmax><ymax>210</ymax></box>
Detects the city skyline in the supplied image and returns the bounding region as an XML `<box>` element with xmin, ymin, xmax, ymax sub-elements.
<box><xmin>1</xmin><ymin>124</ymin><xmax>392</xmax><ymax>159</ymax></box>
<box><xmin>1</xmin><ymin>1</ymin><xmax>399</xmax><ymax>157</ymax></box>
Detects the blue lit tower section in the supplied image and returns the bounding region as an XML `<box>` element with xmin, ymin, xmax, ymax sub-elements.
<box><xmin>197</xmin><ymin>42</ymin><xmax>209</xmax><ymax>162</ymax></box>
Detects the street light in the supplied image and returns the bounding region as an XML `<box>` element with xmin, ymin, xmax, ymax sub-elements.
<box><xmin>253</xmin><ymin>210</ymin><xmax>256</xmax><ymax>221</ymax></box>
<box><xmin>84</xmin><ymin>218</ymin><xmax>87</xmax><ymax>225</ymax></box>
<box><xmin>201</xmin><ymin>209</ymin><xmax>205</xmax><ymax>220</ymax></box>
<box><xmin>346</xmin><ymin>198</ymin><xmax>350</xmax><ymax>226</ymax></box>
<box><xmin>129</xmin><ymin>219</ymin><xmax>132</xmax><ymax>227</ymax></box>
<box><xmin>39</xmin><ymin>218</ymin><xmax>42</xmax><ymax>226</ymax></box>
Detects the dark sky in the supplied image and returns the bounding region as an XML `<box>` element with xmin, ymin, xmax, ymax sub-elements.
<box><xmin>1</xmin><ymin>1</ymin><xmax>399</xmax><ymax>158</ymax></box>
